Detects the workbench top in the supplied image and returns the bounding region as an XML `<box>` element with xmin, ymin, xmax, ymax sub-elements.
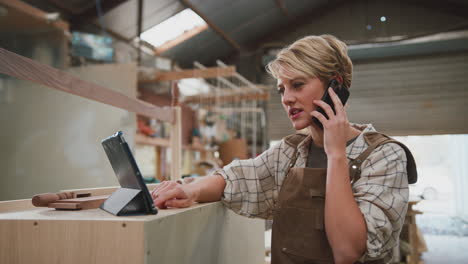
<box><xmin>0</xmin><ymin>201</ymin><xmax>215</xmax><ymax>221</ymax></box>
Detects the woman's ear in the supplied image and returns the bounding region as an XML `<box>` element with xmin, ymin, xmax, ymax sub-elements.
<box><xmin>333</xmin><ymin>74</ymin><xmax>343</xmax><ymax>84</ymax></box>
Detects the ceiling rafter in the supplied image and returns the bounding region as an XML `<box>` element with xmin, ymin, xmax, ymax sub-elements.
<box><xmin>180</xmin><ymin>0</ymin><xmax>241</xmax><ymax>51</ymax></box>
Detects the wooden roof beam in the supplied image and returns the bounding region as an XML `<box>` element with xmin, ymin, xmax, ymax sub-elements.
<box><xmin>0</xmin><ymin>0</ymin><xmax>69</xmax><ymax>31</ymax></box>
<box><xmin>180</xmin><ymin>0</ymin><xmax>241</xmax><ymax>51</ymax></box>
<box><xmin>139</xmin><ymin>66</ymin><xmax>236</xmax><ymax>83</ymax></box>
<box><xmin>155</xmin><ymin>24</ymin><xmax>209</xmax><ymax>55</ymax></box>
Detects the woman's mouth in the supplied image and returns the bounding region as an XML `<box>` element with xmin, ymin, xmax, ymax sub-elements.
<box><xmin>289</xmin><ymin>108</ymin><xmax>303</xmax><ymax>120</ymax></box>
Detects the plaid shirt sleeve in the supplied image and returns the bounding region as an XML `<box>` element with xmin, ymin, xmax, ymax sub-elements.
<box><xmin>353</xmin><ymin>142</ymin><xmax>409</xmax><ymax>262</ymax></box>
<box><xmin>216</xmin><ymin>140</ymin><xmax>294</xmax><ymax>219</ymax></box>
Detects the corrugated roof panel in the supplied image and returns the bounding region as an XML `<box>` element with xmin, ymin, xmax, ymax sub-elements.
<box><xmin>230</xmin><ymin>8</ymin><xmax>285</xmax><ymax>44</ymax></box>
<box><xmin>195</xmin><ymin>38</ymin><xmax>234</xmax><ymax>66</ymax></box>
<box><xmin>175</xmin><ymin>37</ymin><xmax>234</xmax><ymax>67</ymax></box>
<box><xmin>207</xmin><ymin>0</ymin><xmax>277</xmax><ymax>32</ymax></box>
<box><xmin>283</xmin><ymin>0</ymin><xmax>329</xmax><ymax>16</ymax></box>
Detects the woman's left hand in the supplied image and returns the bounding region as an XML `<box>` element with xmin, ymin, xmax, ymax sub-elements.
<box><xmin>311</xmin><ymin>87</ymin><xmax>350</xmax><ymax>158</ymax></box>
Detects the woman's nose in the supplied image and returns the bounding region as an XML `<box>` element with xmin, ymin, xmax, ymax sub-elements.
<box><xmin>282</xmin><ymin>89</ymin><xmax>296</xmax><ymax>105</ymax></box>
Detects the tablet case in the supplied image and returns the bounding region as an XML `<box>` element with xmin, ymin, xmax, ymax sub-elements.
<box><xmin>100</xmin><ymin>131</ymin><xmax>158</xmax><ymax>216</ymax></box>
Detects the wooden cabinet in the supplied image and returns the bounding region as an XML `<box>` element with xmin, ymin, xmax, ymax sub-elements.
<box><xmin>0</xmin><ymin>187</ymin><xmax>264</xmax><ymax>264</ymax></box>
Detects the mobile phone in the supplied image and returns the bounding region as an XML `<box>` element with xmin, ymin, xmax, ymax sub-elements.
<box><xmin>312</xmin><ymin>79</ymin><xmax>350</xmax><ymax>129</ymax></box>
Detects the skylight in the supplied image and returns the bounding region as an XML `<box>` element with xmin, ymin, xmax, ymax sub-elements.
<box><xmin>141</xmin><ymin>9</ymin><xmax>206</xmax><ymax>48</ymax></box>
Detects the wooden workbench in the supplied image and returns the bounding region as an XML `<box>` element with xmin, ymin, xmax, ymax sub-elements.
<box><xmin>0</xmin><ymin>196</ymin><xmax>264</xmax><ymax>264</ymax></box>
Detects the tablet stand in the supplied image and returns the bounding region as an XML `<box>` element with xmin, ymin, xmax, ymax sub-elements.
<box><xmin>100</xmin><ymin>188</ymin><xmax>149</xmax><ymax>216</ymax></box>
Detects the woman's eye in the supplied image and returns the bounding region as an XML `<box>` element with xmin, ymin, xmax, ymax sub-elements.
<box><xmin>293</xmin><ymin>82</ymin><xmax>304</xmax><ymax>89</ymax></box>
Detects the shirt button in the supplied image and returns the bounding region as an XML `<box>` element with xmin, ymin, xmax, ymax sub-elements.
<box><xmin>282</xmin><ymin>247</ymin><xmax>287</xmax><ymax>252</ymax></box>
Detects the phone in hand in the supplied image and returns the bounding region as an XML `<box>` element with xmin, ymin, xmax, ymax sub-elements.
<box><xmin>312</xmin><ymin>79</ymin><xmax>350</xmax><ymax>129</ymax></box>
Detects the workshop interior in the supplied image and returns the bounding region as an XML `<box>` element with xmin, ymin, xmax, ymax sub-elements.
<box><xmin>1</xmin><ymin>0</ymin><xmax>468</xmax><ymax>263</ymax></box>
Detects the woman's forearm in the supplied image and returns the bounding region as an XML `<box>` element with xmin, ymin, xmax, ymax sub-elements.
<box><xmin>184</xmin><ymin>174</ymin><xmax>226</xmax><ymax>203</ymax></box>
<box><xmin>325</xmin><ymin>154</ymin><xmax>367</xmax><ymax>263</ymax></box>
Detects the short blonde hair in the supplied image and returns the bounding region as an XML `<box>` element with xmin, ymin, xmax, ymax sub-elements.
<box><xmin>266</xmin><ymin>34</ymin><xmax>353</xmax><ymax>89</ymax></box>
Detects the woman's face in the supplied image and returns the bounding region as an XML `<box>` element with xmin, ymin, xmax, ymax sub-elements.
<box><xmin>277</xmin><ymin>74</ymin><xmax>326</xmax><ymax>130</ymax></box>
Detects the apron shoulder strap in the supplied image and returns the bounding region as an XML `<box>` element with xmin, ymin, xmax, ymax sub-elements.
<box><xmin>350</xmin><ymin>132</ymin><xmax>418</xmax><ymax>184</ymax></box>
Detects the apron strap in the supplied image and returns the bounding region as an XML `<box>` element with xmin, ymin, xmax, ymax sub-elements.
<box><xmin>349</xmin><ymin>132</ymin><xmax>418</xmax><ymax>184</ymax></box>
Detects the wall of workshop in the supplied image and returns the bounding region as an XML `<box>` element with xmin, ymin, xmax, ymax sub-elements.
<box><xmin>0</xmin><ymin>32</ymin><xmax>137</xmax><ymax>201</ymax></box>
<box><xmin>266</xmin><ymin>51</ymin><xmax>468</xmax><ymax>139</ymax></box>
<box><xmin>260</xmin><ymin>0</ymin><xmax>468</xmax><ymax>139</ymax></box>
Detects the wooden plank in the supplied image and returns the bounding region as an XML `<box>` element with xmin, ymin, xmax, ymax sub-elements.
<box><xmin>170</xmin><ymin>106</ymin><xmax>182</xmax><ymax>181</ymax></box>
<box><xmin>135</xmin><ymin>133</ymin><xmax>170</xmax><ymax>147</ymax></box>
<box><xmin>155</xmin><ymin>146</ymin><xmax>163</xmax><ymax>181</ymax></box>
<box><xmin>0</xmin><ymin>0</ymin><xmax>69</xmax><ymax>31</ymax></box>
<box><xmin>47</xmin><ymin>202</ymin><xmax>80</xmax><ymax>209</ymax></box>
<box><xmin>140</xmin><ymin>66</ymin><xmax>236</xmax><ymax>83</ymax></box>
<box><xmin>0</xmin><ymin>48</ymin><xmax>174</xmax><ymax>123</ymax></box>
<box><xmin>61</xmin><ymin>184</ymin><xmax>160</xmax><ymax>197</ymax></box>
<box><xmin>183</xmin><ymin>91</ymin><xmax>270</xmax><ymax>104</ymax></box>
<box><xmin>53</xmin><ymin>195</ymin><xmax>109</xmax><ymax>203</ymax></box>
<box><xmin>48</xmin><ymin>196</ymin><xmax>108</xmax><ymax>210</ymax></box>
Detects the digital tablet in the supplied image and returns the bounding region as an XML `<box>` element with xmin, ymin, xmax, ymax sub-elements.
<box><xmin>101</xmin><ymin>131</ymin><xmax>157</xmax><ymax>215</ymax></box>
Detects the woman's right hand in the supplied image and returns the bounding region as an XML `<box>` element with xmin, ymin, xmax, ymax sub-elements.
<box><xmin>151</xmin><ymin>180</ymin><xmax>199</xmax><ymax>209</ymax></box>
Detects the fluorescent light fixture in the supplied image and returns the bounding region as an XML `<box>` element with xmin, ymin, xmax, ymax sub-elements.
<box><xmin>178</xmin><ymin>78</ymin><xmax>211</xmax><ymax>97</ymax></box>
<box><xmin>141</xmin><ymin>9</ymin><xmax>206</xmax><ymax>47</ymax></box>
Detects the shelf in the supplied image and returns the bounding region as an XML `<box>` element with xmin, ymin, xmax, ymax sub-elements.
<box><xmin>135</xmin><ymin>133</ymin><xmax>215</xmax><ymax>152</ymax></box>
<box><xmin>135</xmin><ymin>133</ymin><xmax>170</xmax><ymax>147</ymax></box>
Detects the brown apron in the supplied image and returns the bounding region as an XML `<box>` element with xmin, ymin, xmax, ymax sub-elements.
<box><xmin>271</xmin><ymin>132</ymin><xmax>417</xmax><ymax>264</ymax></box>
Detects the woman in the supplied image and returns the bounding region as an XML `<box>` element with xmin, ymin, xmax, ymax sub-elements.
<box><xmin>151</xmin><ymin>35</ymin><xmax>417</xmax><ymax>264</ymax></box>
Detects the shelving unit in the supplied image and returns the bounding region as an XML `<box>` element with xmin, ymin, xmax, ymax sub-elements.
<box><xmin>135</xmin><ymin>133</ymin><xmax>217</xmax><ymax>182</ymax></box>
